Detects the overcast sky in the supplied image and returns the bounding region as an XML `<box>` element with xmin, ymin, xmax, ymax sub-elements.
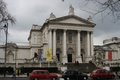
<box><xmin>0</xmin><ymin>0</ymin><xmax>120</xmax><ymax>45</ymax></box>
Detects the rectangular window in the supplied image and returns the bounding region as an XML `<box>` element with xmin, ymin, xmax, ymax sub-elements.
<box><xmin>68</xmin><ymin>32</ymin><xmax>72</xmax><ymax>43</ymax></box>
<box><xmin>57</xmin><ymin>32</ymin><xmax>61</xmax><ymax>43</ymax></box>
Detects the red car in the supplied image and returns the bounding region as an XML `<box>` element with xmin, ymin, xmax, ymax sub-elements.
<box><xmin>90</xmin><ymin>69</ymin><xmax>115</xmax><ymax>80</ymax></box>
<box><xmin>29</xmin><ymin>70</ymin><xmax>58</xmax><ymax>80</ymax></box>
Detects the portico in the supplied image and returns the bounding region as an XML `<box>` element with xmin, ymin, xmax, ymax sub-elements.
<box><xmin>0</xmin><ymin>6</ymin><xmax>96</xmax><ymax>68</ymax></box>
<box><xmin>33</xmin><ymin>5</ymin><xmax>95</xmax><ymax>64</ymax></box>
<box><xmin>47</xmin><ymin>28</ymin><xmax>94</xmax><ymax>64</ymax></box>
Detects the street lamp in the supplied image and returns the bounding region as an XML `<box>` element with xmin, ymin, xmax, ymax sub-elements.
<box><xmin>4</xmin><ymin>23</ymin><xmax>8</xmax><ymax>67</ymax></box>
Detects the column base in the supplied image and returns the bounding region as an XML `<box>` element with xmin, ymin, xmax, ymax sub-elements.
<box><xmin>86</xmin><ymin>56</ymin><xmax>93</xmax><ymax>62</ymax></box>
<box><xmin>76</xmin><ymin>56</ymin><xmax>82</xmax><ymax>63</ymax></box>
<box><xmin>62</xmin><ymin>56</ymin><xmax>67</xmax><ymax>64</ymax></box>
<box><xmin>52</xmin><ymin>56</ymin><xmax>58</xmax><ymax>62</ymax></box>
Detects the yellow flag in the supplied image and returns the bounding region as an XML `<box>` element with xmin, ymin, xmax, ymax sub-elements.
<box><xmin>46</xmin><ymin>49</ymin><xmax>52</xmax><ymax>62</ymax></box>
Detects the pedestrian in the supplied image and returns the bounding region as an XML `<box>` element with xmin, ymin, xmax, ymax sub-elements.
<box><xmin>13</xmin><ymin>71</ymin><xmax>15</xmax><ymax>78</ymax></box>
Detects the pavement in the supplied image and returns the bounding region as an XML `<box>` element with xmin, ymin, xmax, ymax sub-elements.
<box><xmin>0</xmin><ymin>74</ymin><xmax>27</xmax><ymax>77</ymax></box>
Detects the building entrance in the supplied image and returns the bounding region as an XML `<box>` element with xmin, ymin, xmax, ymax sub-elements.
<box><xmin>56</xmin><ymin>48</ymin><xmax>61</xmax><ymax>62</ymax></box>
<box><xmin>67</xmin><ymin>54</ymin><xmax>72</xmax><ymax>62</ymax></box>
<box><xmin>67</xmin><ymin>48</ymin><xmax>74</xmax><ymax>62</ymax></box>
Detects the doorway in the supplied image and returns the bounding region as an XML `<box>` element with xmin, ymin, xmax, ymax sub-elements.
<box><xmin>56</xmin><ymin>48</ymin><xmax>61</xmax><ymax>62</ymax></box>
<box><xmin>67</xmin><ymin>48</ymin><xmax>74</xmax><ymax>62</ymax></box>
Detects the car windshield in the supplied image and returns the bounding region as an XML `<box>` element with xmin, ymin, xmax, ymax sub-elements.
<box><xmin>78</xmin><ymin>72</ymin><xmax>82</xmax><ymax>74</ymax></box>
<box><xmin>33</xmin><ymin>71</ymin><xmax>49</xmax><ymax>74</ymax></box>
<box><xmin>65</xmin><ymin>70</ymin><xmax>78</xmax><ymax>74</ymax></box>
<box><xmin>94</xmin><ymin>69</ymin><xmax>110</xmax><ymax>73</ymax></box>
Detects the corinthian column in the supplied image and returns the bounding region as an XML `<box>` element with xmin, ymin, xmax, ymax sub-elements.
<box><xmin>48</xmin><ymin>29</ymin><xmax>52</xmax><ymax>49</ymax></box>
<box><xmin>87</xmin><ymin>31</ymin><xmax>93</xmax><ymax>62</ymax></box>
<box><xmin>62</xmin><ymin>29</ymin><xmax>67</xmax><ymax>64</ymax></box>
<box><xmin>91</xmin><ymin>32</ymin><xmax>94</xmax><ymax>56</ymax></box>
<box><xmin>87</xmin><ymin>31</ymin><xmax>90</xmax><ymax>57</ymax></box>
<box><xmin>76</xmin><ymin>31</ymin><xmax>82</xmax><ymax>63</ymax></box>
<box><xmin>53</xmin><ymin>29</ymin><xmax>56</xmax><ymax>59</ymax></box>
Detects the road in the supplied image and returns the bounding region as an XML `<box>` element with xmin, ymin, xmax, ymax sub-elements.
<box><xmin>0</xmin><ymin>77</ymin><xmax>28</xmax><ymax>80</ymax></box>
<box><xmin>0</xmin><ymin>77</ymin><xmax>120</xmax><ymax>80</ymax></box>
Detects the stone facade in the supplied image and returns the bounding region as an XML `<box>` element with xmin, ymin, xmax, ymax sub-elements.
<box><xmin>93</xmin><ymin>37</ymin><xmax>120</xmax><ymax>67</ymax></box>
<box><xmin>28</xmin><ymin>6</ymin><xmax>95</xmax><ymax>64</ymax></box>
<box><xmin>0</xmin><ymin>6</ymin><xmax>95</xmax><ymax>67</ymax></box>
<box><xmin>103</xmin><ymin>37</ymin><xmax>120</xmax><ymax>67</ymax></box>
<box><xmin>0</xmin><ymin>43</ymin><xmax>31</xmax><ymax>67</ymax></box>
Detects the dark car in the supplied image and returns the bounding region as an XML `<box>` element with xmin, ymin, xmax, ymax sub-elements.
<box><xmin>116</xmin><ymin>71</ymin><xmax>120</xmax><ymax>78</ymax></box>
<box><xmin>90</xmin><ymin>69</ymin><xmax>115</xmax><ymax>80</ymax></box>
<box><xmin>62</xmin><ymin>70</ymin><xmax>88</xmax><ymax>80</ymax></box>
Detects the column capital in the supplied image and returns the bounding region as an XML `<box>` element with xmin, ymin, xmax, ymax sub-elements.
<box><xmin>48</xmin><ymin>28</ymin><xmax>52</xmax><ymax>31</ymax></box>
<box><xmin>78</xmin><ymin>30</ymin><xmax>81</xmax><ymax>33</ymax></box>
<box><xmin>63</xmin><ymin>29</ymin><xmax>67</xmax><ymax>31</ymax></box>
<box><xmin>87</xmin><ymin>31</ymin><xmax>93</xmax><ymax>33</ymax></box>
<box><xmin>53</xmin><ymin>29</ymin><xmax>56</xmax><ymax>31</ymax></box>
<box><xmin>91</xmin><ymin>31</ymin><xmax>93</xmax><ymax>34</ymax></box>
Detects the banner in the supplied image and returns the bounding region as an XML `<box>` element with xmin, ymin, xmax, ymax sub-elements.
<box><xmin>46</xmin><ymin>49</ymin><xmax>52</xmax><ymax>62</ymax></box>
<box><xmin>108</xmin><ymin>51</ymin><xmax>112</xmax><ymax>61</ymax></box>
<box><xmin>38</xmin><ymin>49</ymin><xmax>43</xmax><ymax>61</ymax></box>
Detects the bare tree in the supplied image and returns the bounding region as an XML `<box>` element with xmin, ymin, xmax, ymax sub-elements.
<box><xmin>62</xmin><ymin>0</ymin><xmax>120</xmax><ymax>21</ymax></box>
<box><xmin>86</xmin><ymin>0</ymin><xmax>120</xmax><ymax>20</ymax></box>
<box><xmin>0</xmin><ymin>0</ymin><xmax>15</xmax><ymax>29</ymax></box>
<box><xmin>0</xmin><ymin>0</ymin><xmax>15</xmax><ymax>71</ymax></box>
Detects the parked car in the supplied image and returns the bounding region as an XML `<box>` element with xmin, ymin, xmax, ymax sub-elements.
<box><xmin>90</xmin><ymin>69</ymin><xmax>115</xmax><ymax>80</ymax></box>
<box><xmin>116</xmin><ymin>71</ymin><xmax>120</xmax><ymax>78</ymax></box>
<box><xmin>29</xmin><ymin>70</ymin><xmax>59</xmax><ymax>80</ymax></box>
<box><xmin>62</xmin><ymin>70</ymin><xmax>88</xmax><ymax>80</ymax></box>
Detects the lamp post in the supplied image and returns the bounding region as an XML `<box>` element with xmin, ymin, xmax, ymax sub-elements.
<box><xmin>0</xmin><ymin>22</ymin><xmax>8</xmax><ymax>77</ymax></box>
<box><xmin>4</xmin><ymin>23</ymin><xmax>8</xmax><ymax>67</ymax></box>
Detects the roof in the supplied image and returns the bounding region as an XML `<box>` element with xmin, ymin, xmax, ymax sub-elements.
<box><xmin>41</xmin><ymin>15</ymin><xmax>96</xmax><ymax>30</ymax></box>
<box><xmin>49</xmin><ymin>15</ymin><xmax>95</xmax><ymax>25</ymax></box>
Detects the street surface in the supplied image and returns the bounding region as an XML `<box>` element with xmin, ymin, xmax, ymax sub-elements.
<box><xmin>0</xmin><ymin>77</ymin><xmax>120</xmax><ymax>80</ymax></box>
<box><xmin>0</xmin><ymin>77</ymin><xmax>28</xmax><ymax>80</ymax></box>
<box><xmin>0</xmin><ymin>75</ymin><xmax>120</xmax><ymax>80</ymax></box>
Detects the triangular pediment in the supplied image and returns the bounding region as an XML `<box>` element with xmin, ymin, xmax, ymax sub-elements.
<box><xmin>49</xmin><ymin>15</ymin><xmax>95</xmax><ymax>25</ymax></box>
<box><xmin>59</xmin><ymin>18</ymin><xmax>86</xmax><ymax>24</ymax></box>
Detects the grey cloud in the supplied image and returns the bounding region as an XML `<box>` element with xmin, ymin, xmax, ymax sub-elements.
<box><xmin>2</xmin><ymin>0</ymin><xmax>120</xmax><ymax>45</ymax></box>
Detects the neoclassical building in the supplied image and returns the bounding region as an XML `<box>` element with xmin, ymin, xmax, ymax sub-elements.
<box><xmin>103</xmin><ymin>37</ymin><xmax>120</xmax><ymax>67</ymax></box>
<box><xmin>28</xmin><ymin>6</ymin><xmax>95</xmax><ymax>64</ymax></box>
<box><xmin>93</xmin><ymin>37</ymin><xmax>120</xmax><ymax>67</ymax></box>
<box><xmin>0</xmin><ymin>6</ymin><xmax>95</xmax><ymax>67</ymax></box>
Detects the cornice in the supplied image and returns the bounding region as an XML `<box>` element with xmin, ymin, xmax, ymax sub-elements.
<box><xmin>49</xmin><ymin>22</ymin><xmax>95</xmax><ymax>27</ymax></box>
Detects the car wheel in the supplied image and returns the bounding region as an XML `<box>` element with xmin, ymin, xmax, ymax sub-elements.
<box><xmin>34</xmin><ymin>78</ymin><xmax>38</xmax><ymax>80</ymax></box>
<box><xmin>52</xmin><ymin>78</ymin><xmax>57</xmax><ymax>80</ymax></box>
<box><xmin>64</xmin><ymin>78</ymin><xmax>67</xmax><ymax>80</ymax></box>
<box><xmin>84</xmin><ymin>77</ymin><xmax>88</xmax><ymax>80</ymax></box>
<box><xmin>32</xmin><ymin>78</ymin><xmax>36</xmax><ymax>80</ymax></box>
<box><xmin>93</xmin><ymin>78</ymin><xmax>98</xmax><ymax>80</ymax></box>
<box><xmin>54</xmin><ymin>78</ymin><xmax>59</xmax><ymax>80</ymax></box>
<box><xmin>96</xmin><ymin>77</ymin><xmax>101</xmax><ymax>80</ymax></box>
